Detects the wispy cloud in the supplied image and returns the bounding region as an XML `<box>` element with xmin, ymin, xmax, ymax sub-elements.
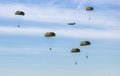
<box><xmin>0</xmin><ymin>2</ymin><xmax>120</xmax><ymax>39</ymax></box>
<box><xmin>0</xmin><ymin>47</ymin><xmax>50</xmax><ymax>54</ymax></box>
<box><xmin>0</xmin><ymin>26</ymin><xmax>119</xmax><ymax>39</ymax></box>
<box><xmin>0</xmin><ymin>3</ymin><xmax>120</xmax><ymax>28</ymax></box>
<box><xmin>92</xmin><ymin>0</ymin><xmax>120</xmax><ymax>5</ymax></box>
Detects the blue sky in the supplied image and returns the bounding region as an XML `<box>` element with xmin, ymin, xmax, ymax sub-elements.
<box><xmin>0</xmin><ymin>0</ymin><xmax>120</xmax><ymax>76</ymax></box>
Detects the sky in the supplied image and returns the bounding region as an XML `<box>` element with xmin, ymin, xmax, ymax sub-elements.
<box><xmin>0</xmin><ymin>0</ymin><xmax>120</xmax><ymax>76</ymax></box>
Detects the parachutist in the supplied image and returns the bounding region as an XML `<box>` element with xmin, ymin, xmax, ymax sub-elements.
<box><xmin>89</xmin><ymin>18</ymin><xmax>91</xmax><ymax>20</ymax></box>
<box><xmin>15</xmin><ymin>11</ymin><xmax>25</xmax><ymax>28</ymax></box>
<box><xmin>50</xmin><ymin>48</ymin><xmax>52</xmax><ymax>51</ymax></box>
<box><xmin>86</xmin><ymin>6</ymin><xmax>93</xmax><ymax>22</ymax></box>
<box><xmin>86</xmin><ymin>55</ymin><xmax>88</xmax><ymax>59</ymax></box>
<box><xmin>45</xmin><ymin>32</ymin><xmax>55</xmax><ymax>51</ymax></box>
<box><xmin>17</xmin><ymin>25</ymin><xmax>20</xmax><ymax>28</ymax></box>
<box><xmin>75</xmin><ymin>62</ymin><xmax>77</xmax><ymax>65</ymax></box>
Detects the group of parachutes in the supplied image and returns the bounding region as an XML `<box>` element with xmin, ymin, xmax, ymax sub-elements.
<box><xmin>44</xmin><ymin>32</ymin><xmax>91</xmax><ymax>65</ymax></box>
<box><xmin>15</xmin><ymin>5</ymin><xmax>94</xmax><ymax>26</ymax></box>
<box><xmin>15</xmin><ymin>5</ymin><xmax>93</xmax><ymax>65</ymax></box>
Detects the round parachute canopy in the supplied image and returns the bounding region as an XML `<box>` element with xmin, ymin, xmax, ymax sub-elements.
<box><xmin>45</xmin><ymin>32</ymin><xmax>56</xmax><ymax>37</ymax></box>
<box><xmin>80</xmin><ymin>41</ymin><xmax>91</xmax><ymax>46</ymax></box>
<box><xmin>15</xmin><ymin>11</ymin><xmax>25</xmax><ymax>16</ymax></box>
<box><xmin>86</xmin><ymin>7</ymin><xmax>94</xmax><ymax>11</ymax></box>
<box><xmin>71</xmin><ymin>48</ymin><xmax>80</xmax><ymax>53</ymax></box>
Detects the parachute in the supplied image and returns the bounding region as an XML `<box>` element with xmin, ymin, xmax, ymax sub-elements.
<box><xmin>44</xmin><ymin>32</ymin><xmax>56</xmax><ymax>37</ymax></box>
<box><xmin>86</xmin><ymin>7</ymin><xmax>94</xmax><ymax>11</ymax></box>
<box><xmin>80</xmin><ymin>41</ymin><xmax>91</xmax><ymax>46</ymax></box>
<box><xmin>68</xmin><ymin>22</ymin><xmax>76</xmax><ymax>25</ymax></box>
<box><xmin>71</xmin><ymin>48</ymin><xmax>80</xmax><ymax>53</ymax></box>
<box><xmin>15</xmin><ymin>11</ymin><xmax>25</xmax><ymax>16</ymax></box>
<box><xmin>86</xmin><ymin>55</ymin><xmax>88</xmax><ymax>59</ymax></box>
<box><xmin>15</xmin><ymin>10</ymin><xmax>25</xmax><ymax>28</ymax></box>
<box><xmin>44</xmin><ymin>32</ymin><xmax>56</xmax><ymax>51</ymax></box>
<box><xmin>71</xmin><ymin>48</ymin><xmax>80</xmax><ymax>65</ymax></box>
<box><xmin>85</xmin><ymin>6</ymin><xmax>94</xmax><ymax>20</ymax></box>
<box><xmin>80</xmin><ymin>41</ymin><xmax>91</xmax><ymax>59</ymax></box>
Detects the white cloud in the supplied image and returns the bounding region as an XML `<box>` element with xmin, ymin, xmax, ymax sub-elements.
<box><xmin>0</xmin><ymin>3</ymin><xmax>120</xmax><ymax>28</ymax></box>
<box><xmin>92</xmin><ymin>0</ymin><xmax>120</xmax><ymax>5</ymax></box>
<box><xmin>0</xmin><ymin>26</ymin><xmax>119</xmax><ymax>39</ymax></box>
<box><xmin>0</xmin><ymin>3</ymin><xmax>120</xmax><ymax>39</ymax></box>
<box><xmin>54</xmin><ymin>28</ymin><xmax>120</xmax><ymax>39</ymax></box>
<box><xmin>0</xmin><ymin>26</ymin><xmax>45</xmax><ymax>36</ymax></box>
<box><xmin>0</xmin><ymin>47</ymin><xmax>49</xmax><ymax>54</ymax></box>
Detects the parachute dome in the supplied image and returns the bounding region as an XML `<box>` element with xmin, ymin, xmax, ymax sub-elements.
<box><xmin>80</xmin><ymin>41</ymin><xmax>91</xmax><ymax>46</ymax></box>
<box><xmin>45</xmin><ymin>32</ymin><xmax>56</xmax><ymax>37</ymax></box>
<box><xmin>68</xmin><ymin>22</ymin><xmax>76</xmax><ymax>25</ymax></box>
<box><xmin>86</xmin><ymin>7</ymin><xmax>94</xmax><ymax>11</ymax></box>
<box><xmin>15</xmin><ymin>11</ymin><xmax>25</xmax><ymax>16</ymax></box>
<box><xmin>71</xmin><ymin>48</ymin><xmax>80</xmax><ymax>53</ymax></box>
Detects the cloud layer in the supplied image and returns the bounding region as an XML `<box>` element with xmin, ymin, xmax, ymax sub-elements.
<box><xmin>0</xmin><ymin>26</ymin><xmax>119</xmax><ymax>39</ymax></box>
<box><xmin>0</xmin><ymin>1</ymin><xmax>120</xmax><ymax>39</ymax></box>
